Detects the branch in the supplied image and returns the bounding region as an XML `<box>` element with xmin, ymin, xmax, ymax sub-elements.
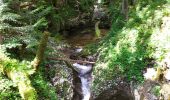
<box><xmin>47</xmin><ymin>57</ymin><xmax>96</xmax><ymax>64</ymax></box>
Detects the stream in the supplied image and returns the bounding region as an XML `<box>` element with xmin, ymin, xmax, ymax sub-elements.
<box><xmin>61</xmin><ymin>7</ymin><xmax>108</xmax><ymax>100</ymax></box>
<box><xmin>48</xmin><ymin>25</ymin><xmax>135</xmax><ymax>100</ymax></box>
<box><xmin>62</xmin><ymin>27</ymin><xmax>108</xmax><ymax>100</ymax></box>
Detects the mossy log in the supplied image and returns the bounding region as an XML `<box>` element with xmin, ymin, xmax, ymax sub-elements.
<box><xmin>0</xmin><ymin>31</ymin><xmax>50</xmax><ymax>100</ymax></box>
<box><xmin>6</xmin><ymin>70</ymin><xmax>37</xmax><ymax>100</ymax></box>
<box><xmin>0</xmin><ymin>58</ymin><xmax>37</xmax><ymax>100</ymax></box>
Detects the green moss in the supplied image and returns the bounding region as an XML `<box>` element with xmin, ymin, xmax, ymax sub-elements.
<box><xmin>95</xmin><ymin>21</ymin><xmax>101</xmax><ymax>38</ymax></box>
<box><xmin>0</xmin><ymin>55</ymin><xmax>37</xmax><ymax>100</ymax></box>
<box><xmin>0</xmin><ymin>73</ymin><xmax>21</xmax><ymax>100</ymax></box>
<box><xmin>17</xmin><ymin>77</ymin><xmax>37</xmax><ymax>100</ymax></box>
<box><xmin>151</xmin><ymin>86</ymin><xmax>161</xmax><ymax>96</ymax></box>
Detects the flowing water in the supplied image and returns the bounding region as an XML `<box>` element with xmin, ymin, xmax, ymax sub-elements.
<box><xmin>73</xmin><ymin>63</ymin><xmax>92</xmax><ymax>100</ymax></box>
<box><xmin>62</xmin><ymin>27</ymin><xmax>108</xmax><ymax>100</ymax></box>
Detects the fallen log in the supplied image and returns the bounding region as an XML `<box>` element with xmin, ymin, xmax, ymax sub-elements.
<box><xmin>47</xmin><ymin>57</ymin><xmax>96</xmax><ymax>64</ymax></box>
<box><xmin>0</xmin><ymin>56</ymin><xmax>37</xmax><ymax>100</ymax></box>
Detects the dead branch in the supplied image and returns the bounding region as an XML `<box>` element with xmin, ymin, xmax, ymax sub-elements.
<box><xmin>47</xmin><ymin>57</ymin><xmax>95</xmax><ymax>64</ymax></box>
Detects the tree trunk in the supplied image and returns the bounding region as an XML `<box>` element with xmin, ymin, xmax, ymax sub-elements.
<box><xmin>121</xmin><ymin>0</ymin><xmax>129</xmax><ymax>20</ymax></box>
<box><xmin>31</xmin><ymin>31</ymin><xmax>50</xmax><ymax>70</ymax></box>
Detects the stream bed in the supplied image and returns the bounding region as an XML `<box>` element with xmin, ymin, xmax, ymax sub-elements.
<box><xmin>61</xmin><ymin>27</ymin><xmax>108</xmax><ymax>100</ymax></box>
<box><xmin>51</xmin><ymin>27</ymin><xmax>134</xmax><ymax>100</ymax></box>
<box><xmin>65</xmin><ymin>28</ymin><xmax>108</xmax><ymax>46</ymax></box>
<box><xmin>64</xmin><ymin>28</ymin><xmax>108</xmax><ymax>100</ymax></box>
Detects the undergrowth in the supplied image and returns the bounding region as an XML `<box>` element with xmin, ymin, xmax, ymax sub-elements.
<box><xmin>0</xmin><ymin>46</ymin><xmax>57</xmax><ymax>99</ymax></box>
<box><xmin>92</xmin><ymin>0</ymin><xmax>170</xmax><ymax>95</ymax></box>
<box><xmin>0</xmin><ymin>59</ymin><xmax>58</xmax><ymax>100</ymax></box>
<box><xmin>31</xmin><ymin>66</ymin><xmax>58</xmax><ymax>100</ymax></box>
<box><xmin>0</xmin><ymin>73</ymin><xmax>21</xmax><ymax>100</ymax></box>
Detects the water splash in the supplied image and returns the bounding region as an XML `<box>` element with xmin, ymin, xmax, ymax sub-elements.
<box><xmin>81</xmin><ymin>77</ymin><xmax>91</xmax><ymax>100</ymax></box>
<box><xmin>73</xmin><ymin>63</ymin><xmax>92</xmax><ymax>100</ymax></box>
<box><xmin>73</xmin><ymin>63</ymin><xmax>92</xmax><ymax>75</ymax></box>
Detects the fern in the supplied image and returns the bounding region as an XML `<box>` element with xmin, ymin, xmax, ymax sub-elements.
<box><xmin>33</xmin><ymin>17</ymin><xmax>48</xmax><ymax>30</ymax></box>
<box><xmin>0</xmin><ymin>2</ymin><xmax>23</xmax><ymax>34</ymax></box>
<box><xmin>0</xmin><ymin>4</ymin><xmax>10</xmax><ymax>13</ymax></box>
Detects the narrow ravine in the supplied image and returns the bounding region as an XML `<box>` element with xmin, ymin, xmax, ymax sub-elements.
<box><xmin>61</xmin><ymin>27</ymin><xmax>135</xmax><ymax>100</ymax></box>
<box><xmin>49</xmin><ymin>2</ymin><xmax>134</xmax><ymax>99</ymax></box>
<box><xmin>61</xmin><ymin>27</ymin><xmax>108</xmax><ymax>100</ymax></box>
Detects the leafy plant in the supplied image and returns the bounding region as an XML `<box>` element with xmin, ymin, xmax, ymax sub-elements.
<box><xmin>0</xmin><ymin>73</ymin><xmax>21</xmax><ymax>100</ymax></box>
<box><xmin>92</xmin><ymin>0</ymin><xmax>170</xmax><ymax>95</ymax></box>
<box><xmin>31</xmin><ymin>67</ymin><xmax>58</xmax><ymax>100</ymax></box>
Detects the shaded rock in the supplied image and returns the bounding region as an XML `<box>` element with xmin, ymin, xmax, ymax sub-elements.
<box><xmin>94</xmin><ymin>81</ymin><xmax>134</xmax><ymax>100</ymax></box>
